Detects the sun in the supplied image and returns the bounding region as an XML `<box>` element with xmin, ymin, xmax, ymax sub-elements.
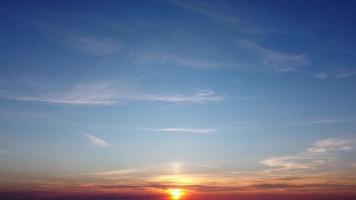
<box><xmin>168</xmin><ymin>188</ymin><xmax>185</xmax><ymax>200</ymax></box>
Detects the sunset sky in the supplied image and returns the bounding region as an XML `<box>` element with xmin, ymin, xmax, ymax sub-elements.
<box><xmin>1</xmin><ymin>0</ymin><xmax>356</xmax><ymax>199</ymax></box>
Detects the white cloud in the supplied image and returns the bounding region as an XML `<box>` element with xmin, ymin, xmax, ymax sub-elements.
<box><xmin>307</xmin><ymin>138</ymin><xmax>352</xmax><ymax>153</ymax></box>
<box><xmin>66</xmin><ymin>36</ymin><xmax>121</xmax><ymax>56</ymax></box>
<box><xmin>230</xmin><ymin>118</ymin><xmax>356</xmax><ymax>130</ymax></box>
<box><xmin>85</xmin><ymin>133</ymin><xmax>112</xmax><ymax>148</ymax></box>
<box><xmin>137</xmin><ymin>52</ymin><xmax>225</xmax><ymax>69</ymax></box>
<box><xmin>133</xmin><ymin>90</ymin><xmax>224</xmax><ymax>103</ymax></box>
<box><xmin>240</xmin><ymin>40</ymin><xmax>309</xmax><ymax>72</ymax></box>
<box><xmin>279</xmin><ymin>118</ymin><xmax>356</xmax><ymax>127</ymax></box>
<box><xmin>261</xmin><ymin>137</ymin><xmax>354</xmax><ymax>173</ymax></box>
<box><xmin>260</xmin><ymin>156</ymin><xmax>309</xmax><ymax>170</ymax></box>
<box><xmin>2</xmin><ymin>82</ymin><xmax>224</xmax><ymax>105</ymax></box>
<box><xmin>171</xmin><ymin>0</ymin><xmax>286</xmax><ymax>36</ymax></box>
<box><xmin>194</xmin><ymin>163</ymin><xmax>221</xmax><ymax>169</ymax></box>
<box><xmin>140</xmin><ymin>127</ymin><xmax>215</xmax><ymax>134</ymax></box>
<box><xmin>305</xmin><ymin>118</ymin><xmax>356</xmax><ymax>125</ymax></box>
<box><xmin>171</xmin><ymin>0</ymin><xmax>239</xmax><ymax>24</ymax></box>
<box><xmin>95</xmin><ymin>169</ymin><xmax>137</xmax><ymax>176</ymax></box>
<box><xmin>7</xmin><ymin>82</ymin><xmax>118</xmax><ymax>105</ymax></box>
<box><xmin>337</xmin><ymin>70</ymin><xmax>356</xmax><ymax>78</ymax></box>
<box><xmin>315</xmin><ymin>73</ymin><xmax>329</xmax><ymax>79</ymax></box>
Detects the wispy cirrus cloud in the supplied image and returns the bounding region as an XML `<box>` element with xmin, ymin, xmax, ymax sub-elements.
<box><xmin>261</xmin><ymin>137</ymin><xmax>355</xmax><ymax>173</ymax></box>
<box><xmin>315</xmin><ymin>73</ymin><xmax>329</xmax><ymax>80</ymax></box>
<box><xmin>172</xmin><ymin>0</ymin><xmax>288</xmax><ymax>36</ymax></box>
<box><xmin>94</xmin><ymin>169</ymin><xmax>137</xmax><ymax>176</ymax></box>
<box><xmin>337</xmin><ymin>70</ymin><xmax>356</xmax><ymax>78</ymax></box>
<box><xmin>1</xmin><ymin>82</ymin><xmax>224</xmax><ymax>106</ymax></box>
<box><xmin>232</xmin><ymin>117</ymin><xmax>356</xmax><ymax>129</ymax></box>
<box><xmin>140</xmin><ymin>128</ymin><xmax>215</xmax><ymax>134</ymax></box>
<box><xmin>295</xmin><ymin>118</ymin><xmax>356</xmax><ymax>125</ymax></box>
<box><xmin>134</xmin><ymin>90</ymin><xmax>224</xmax><ymax>103</ymax></box>
<box><xmin>171</xmin><ymin>0</ymin><xmax>239</xmax><ymax>24</ymax></box>
<box><xmin>194</xmin><ymin>162</ymin><xmax>221</xmax><ymax>169</ymax></box>
<box><xmin>137</xmin><ymin>52</ymin><xmax>226</xmax><ymax>69</ymax></box>
<box><xmin>240</xmin><ymin>40</ymin><xmax>309</xmax><ymax>72</ymax></box>
<box><xmin>299</xmin><ymin>118</ymin><xmax>356</xmax><ymax>125</ymax></box>
<box><xmin>314</xmin><ymin>70</ymin><xmax>356</xmax><ymax>79</ymax></box>
<box><xmin>307</xmin><ymin>138</ymin><xmax>353</xmax><ymax>153</ymax></box>
<box><xmin>36</xmin><ymin>19</ymin><xmax>122</xmax><ymax>56</ymax></box>
<box><xmin>55</xmin><ymin>126</ymin><xmax>112</xmax><ymax>149</ymax></box>
<box><xmin>85</xmin><ymin>133</ymin><xmax>112</xmax><ymax>148</ymax></box>
<box><xmin>65</xmin><ymin>36</ymin><xmax>122</xmax><ymax>56</ymax></box>
<box><xmin>261</xmin><ymin>156</ymin><xmax>310</xmax><ymax>170</ymax></box>
<box><xmin>4</xmin><ymin>82</ymin><xmax>118</xmax><ymax>105</ymax></box>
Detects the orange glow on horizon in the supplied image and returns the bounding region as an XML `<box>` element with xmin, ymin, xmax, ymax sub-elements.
<box><xmin>168</xmin><ymin>188</ymin><xmax>185</xmax><ymax>200</ymax></box>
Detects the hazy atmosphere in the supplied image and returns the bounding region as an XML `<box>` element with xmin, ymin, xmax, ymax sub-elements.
<box><xmin>1</xmin><ymin>0</ymin><xmax>356</xmax><ymax>199</ymax></box>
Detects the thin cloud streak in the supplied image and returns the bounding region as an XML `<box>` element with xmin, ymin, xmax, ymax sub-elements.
<box><xmin>61</xmin><ymin>34</ymin><xmax>122</xmax><ymax>56</ymax></box>
<box><xmin>140</xmin><ymin>128</ymin><xmax>215</xmax><ymax>134</ymax></box>
<box><xmin>171</xmin><ymin>0</ymin><xmax>239</xmax><ymax>24</ymax></box>
<box><xmin>137</xmin><ymin>52</ymin><xmax>225</xmax><ymax>69</ymax></box>
<box><xmin>308</xmin><ymin>138</ymin><xmax>352</xmax><ymax>153</ymax></box>
<box><xmin>261</xmin><ymin>137</ymin><xmax>355</xmax><ymax>173</ymax></box>
<box><xmin>85</xmin><ymin>133</ymin><xmax>112</xmax><ymax>148</ymax></box>
<box><xmin>53</xmin><ymin>125</ymin><xmax>112</xmax><ymax>149</ymax></box>
<box><xmin>1</xmin><ymin>82</ymin><xmax>224</xmax><ymax>106</ymax></box>
<box><xmin>194</xmin><ymin>163</ymin><xmax>221</xmax><ymax>169</ymax></box>
<box><xmin>232</xmin><ymin>117</ymin><xmax>356</xmax><ymax>129</ymax></box>
<box><xmin>132</xmin><ymin>90</ymin><xmax>224</xmax><ymax>103</ymax></box>
<box><xmin>315</xmin><ymin>73</ymin><xmax>329</xmax><ymax>79</ymax></box>
<box><xmin>305</xmin><ymin>118</ymin><xmax>356</xmax><ymax>125</ymax></box>
<box><xmin>261</xmin><ymin>156</ymin><xmax>310</xmax><ymax>170</ymax></box>
<box><xmin>2</xmin><ymin>82</ymin><xmax>118</xmax><ymax>105</ymax></box>
<box><xmin>94</xmin><ymin>169</ymin><xmax>137</xmax><ymax>176</ymax></box>
<box><xmin>337</xmin><ymin>70</ymin><xmax>356</xmax><ymax>78</ymax></box>
<box><xmin>240</xmin><ymin>40</ymin><xmax>309</xmax><ymax>72</ymax></box>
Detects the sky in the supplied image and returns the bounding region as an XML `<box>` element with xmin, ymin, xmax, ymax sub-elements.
<box><xmin>0</xmin><ymin>0</ymin><xmax>356</xmax><ymax>199</ymax></box>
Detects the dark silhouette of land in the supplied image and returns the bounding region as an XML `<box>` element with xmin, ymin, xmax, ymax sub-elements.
<box><xmin>1</xmin><ymin>191</ymin><xmax>356</xmax><ymax>200</ymax></box>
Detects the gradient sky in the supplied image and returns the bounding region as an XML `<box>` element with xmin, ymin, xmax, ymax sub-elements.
<box><xmin>1</xmin><ymin>0</ymin><xmax>356</xmax><ymax>199</ymax></box>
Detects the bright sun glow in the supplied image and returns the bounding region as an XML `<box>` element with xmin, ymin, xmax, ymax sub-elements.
<box><xmin>168</xmin><ymin>188</ymin><xmax>185</xmax><ymax>200</ymax></box>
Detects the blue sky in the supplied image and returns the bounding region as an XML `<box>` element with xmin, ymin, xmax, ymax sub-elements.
<box><xmin>0</xmin><ymin>0</ymin><xmax>356</xmax><ymax>195</ymax></box>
